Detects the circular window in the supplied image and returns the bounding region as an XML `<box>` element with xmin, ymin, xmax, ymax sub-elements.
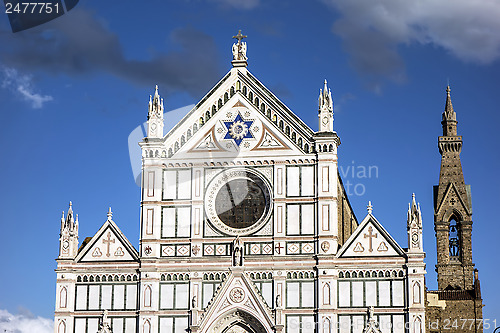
<box><xmin>205</xmin><ymin>169</ymin><xmax>272</xmax><ymax>235</ymax></box>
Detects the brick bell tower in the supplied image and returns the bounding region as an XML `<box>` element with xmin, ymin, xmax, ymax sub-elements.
<box><xmin>434</xmin><ymin>86</ymin><xmax>477</xmax><ymax>290</ymax></box>
<box><xmin>427</xmin><ymin>86</ymin><xmax>483</xmax><ymax>333</ymax></box>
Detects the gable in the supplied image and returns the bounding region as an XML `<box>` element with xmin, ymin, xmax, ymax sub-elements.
<box><xmin>76</xmin><ymin>219</ymin><xmax>139</xmax><ymax>262</ymax></box>
<box><xmin>435</xmin><ymin>182</ymin><xmax>471</xmax><ymax>218</ymax></box>
<box><xmin>158</xmin><ymin>68</ymin><xmax>315</xmax><ymax>160</ymax></box>
<box><xmin>198</xmin><ymin>270</ymin><xmax>274</xmax><ymax>333</ymax></box>
<box><xmin>173</xmin><ymin>94</ymin><xmax>307</xmax><ymax>159</ymax></box>
<box><xmin>338</xmin><ymin>214</ymin><xmax>405</xmax><ymax>258</ymax></box>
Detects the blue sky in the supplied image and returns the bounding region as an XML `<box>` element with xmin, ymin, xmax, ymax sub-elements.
<box><xmin>0</xmin><ymin>0</ymin><xmax>499</xmax><ymax>329</ymax></box>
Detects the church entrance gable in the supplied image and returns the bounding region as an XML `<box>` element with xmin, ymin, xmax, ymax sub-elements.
<box><xmin>196</xmin><ymin>269</ymin><xmax>274</xmax><ymax>333</ymax></box>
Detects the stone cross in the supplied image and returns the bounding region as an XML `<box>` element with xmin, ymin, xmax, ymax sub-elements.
<box><xmin>103</xmin><ymin>232</ymin><xmax>115</xmax><ymax>257</ymax></box>
<box><xmin>364</xmin><ymin>226</ymin><xmax>377</xmax><ymax>252</ymax></box>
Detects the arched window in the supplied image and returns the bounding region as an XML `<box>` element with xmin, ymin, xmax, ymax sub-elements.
<box><xmin>323</xmin><ymin>283</ymin><xmax>331</xmax><ymax>305</ymax></box>
<box><xmin>255</xmin><ymin>97</ymin><xmax>260</xmax><ymax>107</ymax></box>
<box><xmin>248</xmin><ymin>91</ymin><xmax>253</xmax><ymax>102</ymax></box>
<box><xmin>230</xmin><ymin>86</ymin><xmax>235</xmax><ymax>96</ymax></box>
<box><xmin>199</xmin><ymin>117</ymin><xmax>204</xmax><ymax>126</ymax></box>
<box><xmin>242</xmin><ymin>86</ymin><xmax>247</xmax><ymax>96</ymax></box>
<box><xmin>205</xmin><ymin>111</ymin><xmax>211</xmax><ymax>121</ymax></box>
<box><xmin>224</xmin><ymin>92</ymin><xmax>229</xmax><ymax>102</ymax></box>
<box><xmin>193</xmin><ymin>123</ymin><xmax>198</xmax><ymax>133</ymax></box>
<box><xmin>304</xmin><ymin>144</ymin><xmax>309</xmax><ymax>153</ymax></box>
<box><xmin>174</xmin><ymin>142</ymin><xmax>179</xmax><ymax>152</ymax></box>
<box><xmin>187</xmin><ymin>129</ymin><xmax>192</xmax><ymax>140</ymax></box>
<box><xmin>218</xmin><ymin>98</ymin><xmax>223</xmax><ymax>108</ymax></box>
<box><xmin>212</xmin><ymin>105</ymin><xmax>217</xmax><ymax>116</ymax></box>
<box><xmin>266</xmin><ymin>110</ymin><xmax>271</xmax><ymax>119</ymax></box>
<box><xmin>59</xmin><ymin>287</ymin><xmax>67</xmax><ymax>308</ymax></box>
<box><xmin>181</xmin><ymin>135</ymin><xmax>185</xmax><ymax>146</ymax></box>
<box><xmin>298</xmin><ymin>138</ymin><xmax>303</xmax><ymax>148</ymax></box>
<box><xmin>285</xmin><ymin>126</ymin><xmax>290</xmax><ymax>136</ymax></box>
<box><xmin>291</xmin><ymin>132</ymin><xmax>296</xmax><ymax>142</ymax></box>
<box><xmin>272</xmin><ymin>115</ymin><xmax>277</xmax><ymax>124</ymax></box>
<box><xmin>144</xmin><ymin>285</ymin><xmax>152</xmax><ymax>307</ymax></box>
<box><xmin>413</xmin><ymin>282</ymin><xmax>421</xmax><ymax>304</ymax></box>
<box><xmin>449</xmin><ymin>218</ymin><xmax>460</xmax><ymax>259</ymax></box>
<box><xmin>279</xmin><ymin>120</ymin><xmax>284</xmax><ymax>130</ymax></box>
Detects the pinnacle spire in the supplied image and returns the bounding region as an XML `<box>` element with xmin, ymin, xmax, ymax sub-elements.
<box><xmin>107</xmin><ymin>207</ymin><xmax>113</xmax><ymax>220</ymax></box>
<box><xmin>444</xmin><ymin>85</ymin><xmax>455</xmax><ymax>120</ymax></box>
<box><xmin>318</xmin><ymin>79</ymin><xmax>334</xmax><ymax>132</ymax></box>
<box><xmin>367</xmin><ymin>201</ymin><xmax>373</xmax><ymax>214</ymax></box>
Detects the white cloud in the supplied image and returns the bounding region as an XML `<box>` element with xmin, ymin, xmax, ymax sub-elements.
<box><xmin>324</xmin><ymin>0</ymin><xmax>500</xmax><ymax>86</ymax></box>
<box><xmin>1</xmin><ymin>66</ymin><xmax>53</xmax><ymax>108</ymax></box>
<box><xmin>0</xmin><ymin>309</ymin><xmax>53</xmax><ymax>333</ymax></box>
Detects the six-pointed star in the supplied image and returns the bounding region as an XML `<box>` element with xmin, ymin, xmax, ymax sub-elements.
<box><xmin>223</xmin><ymin>112</ymin><xmax>254</xmax><ymax>147</ymax></box>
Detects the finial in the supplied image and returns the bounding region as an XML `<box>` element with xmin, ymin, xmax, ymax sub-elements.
<box><xmin>107</xmin><ymin>207</ymin><xmax>113</xmax><ymax>219</ymax></box>
<box><xmin>155</xmin><ymin>85</ymin><xmax>158</xmax><ymax>95</ymax></box>
<box><xmin>367</xmin><ymin>201</ymin><xmax>373</xmax><ymax>214</ymax></box>
<box><xmin>69</xmin><ymin>201</ymin><xmax>72</xmax><ymax>207</ymax></box>
<box><xmin>232</xmin><ymin>29</ymin><xmax>248</xmax><ymax>65</ymax></box>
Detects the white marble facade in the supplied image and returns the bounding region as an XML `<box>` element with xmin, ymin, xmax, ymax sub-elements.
<box><xmin>54</xmin><ymin>35</ymin><xmax>426</xmax><ymax>333</ymax></box>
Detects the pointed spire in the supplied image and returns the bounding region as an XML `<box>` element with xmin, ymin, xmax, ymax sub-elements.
<box><xmin>444</xmin><ymin>85</ymin><xmax>455</xmax><ymax>120</ymax></box>
<box><xmin>367</xmin><ymin>201</ymin><xmax>373</xmax><ymax>214</ymax></box>
<box><xmin>318</xmin><ymin>79</ymin><xmax>334</xmax><ymax>132</ymax></box>
<box><xmin>107</xmin><ymin>207</ymin><xmax>113</xmax><ymax>220</ymax></box>
<box><xmin>407</xmin><ymin>193</ymin><xmax>422</xmax><ymax>228</ymax></box>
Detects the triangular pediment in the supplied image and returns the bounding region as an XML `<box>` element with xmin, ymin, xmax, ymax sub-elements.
<box><xmin>337</xmin><ymin>214</ymin><xmax>405</xmax><ymax>258</ymax></box>
<box><xmin>157</xmin><ymin>68</ymin><xmax>315</xmax><ymax>161</ymax></box>
<box><xmin>435</xmin><ymin>182</ymin><xmax>471</xmax><ymax>217</ymax></box>
<box><xmin>76</xmin><ymin>219</ymin><xmax>139</xmax><ymax>262</ymax></box>
<box><xmin>197</xmin><ymin>269</ymin><xmax>274</xmax><ymax>333</ymax></box>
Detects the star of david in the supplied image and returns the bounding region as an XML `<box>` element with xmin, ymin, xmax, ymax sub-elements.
<box><xmin>223</xmin><ymin>112</ymin><xmax>254</xmax><ymax>147</ymax></box>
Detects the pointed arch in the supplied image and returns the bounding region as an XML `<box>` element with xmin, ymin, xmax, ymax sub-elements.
<box><xmin>323</xmin><ymin>317</ymin><xmax>331</xmax><ymax>333</ymax></box>
<box><xmin>59</xmin><ymin>287</ymin><xmax>67</xmax><ymax>308</ymax></box>
<box><xmin>144</xmin><ymin>285</ymin><xmax>152</xmax><ymax>307</ymax></box>
<box><xmin>58</xmin><ymin>320</ymin><xmax>66</xmax><ymax>333</ymax></box>
<box><xmin>143</xmin><ymin>319</ymin><xmax>151</xmax><ymax>333</ymax></box>
<box><xmin>413</xmin><ymin>317</ymin><xmax>422</xmax><ymax>333</ymax></box>
<box><xmin>322</xmin><ymin>283</ymin><xmax>331</xmax><ymax>305</ymax></box>
<box><xmin>413</xmin><ymin>282</ymin><xmax>421</xmax><ymax>304</ymax></box>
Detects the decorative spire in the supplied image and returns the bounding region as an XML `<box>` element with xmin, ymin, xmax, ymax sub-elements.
<box><xmin>407</xmin><ymin>193</ymin><xmax>422</xmax><ymax>228</ymax></box>
<box><xmin>107</xmin><ymin>207</ymin><xmax>113</xmax><ymax>220</ymax></box>
<box><xmin>231</xmin><ymin>30</ymin><xmax>248</xmax><ymax>67</ymax></box>
<box><xmin>147</xmin><ymin>84</ymin><xmax>164</xmax><ymax>138</ymax></box>
<box><xmin>444</xmin><ymin>85</ymin><xmax>455</xmax><ymax>119</ymax></box>
<box><xmin>441</xmin><ymin>85</ymin><xmax>458</xmax><ymax>136</ymax></box>
<box><xmin>318</xmin><ymin>79</ymin><xmax>334</xmax><ymax>132</ymax></box>
<box><xmin>367</xmin><ymin>201</ymin><xmax>373</xmax><ymax>214</ymax></box>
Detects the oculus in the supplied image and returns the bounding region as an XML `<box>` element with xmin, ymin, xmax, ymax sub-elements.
<box><xmin>205</xmin><ymin>168</ymin><xmax>272</xmax><ymax>236</ymax></box>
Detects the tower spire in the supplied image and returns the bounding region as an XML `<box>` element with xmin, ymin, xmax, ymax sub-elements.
<box><xmin>147</xmin><ymin>85</ymin><xmax>164</xmax><ymax>138</ymax></box>
<box><xmin>434</xmin><ymin>85</ymin><xmax>476</xmax><ymax>291</ymax></box>
<box><xmin>442</xmin><ymin>85</ymin><xmax>457</xmax><ymax>136</ymax></box>
<box><xmin>58</xmin><ymin>201</ymin><xmax>79</xmax><ymax>259</ymax></box>
<box><xmin>318</xmin><ymin>79</ymin><xmax>334</xmax><ymax>132</ymax></box>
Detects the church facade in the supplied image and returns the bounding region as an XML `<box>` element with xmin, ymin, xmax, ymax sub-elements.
<box><xmin>54</xmin><ymin>33</ymin><xmax>431</xmax><ymax>333</ymax></box>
